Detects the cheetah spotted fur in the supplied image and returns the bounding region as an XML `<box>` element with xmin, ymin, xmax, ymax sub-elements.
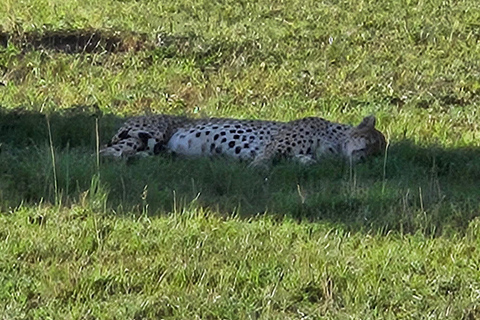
<box><xmin>100</xmin><ymin>114</ymin><xmax>386</xmax><ymax>166</ymax></box>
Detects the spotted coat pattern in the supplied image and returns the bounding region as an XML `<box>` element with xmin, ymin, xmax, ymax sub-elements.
<box><xmin>100</xmin><ymin>114</ymin><xmax>386</xmax><ymax>165</ymax></box>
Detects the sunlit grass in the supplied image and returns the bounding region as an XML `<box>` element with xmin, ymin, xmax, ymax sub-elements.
<box><xmin>2</xmin><ymin>205</ymin><xmax>480</xmax><ymax>319</ymax></box>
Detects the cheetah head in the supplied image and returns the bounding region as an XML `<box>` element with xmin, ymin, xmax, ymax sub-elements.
<box><xmin>343</xmin><ymin>116</ymin><xmax>386</xmax><ymax>162</ymax></box>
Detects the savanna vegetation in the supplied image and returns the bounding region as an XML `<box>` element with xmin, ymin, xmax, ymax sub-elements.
<box><xmin>1</xmin><ymin>0</ymin><xmax>480</xmax><ymax>318</ymax></box>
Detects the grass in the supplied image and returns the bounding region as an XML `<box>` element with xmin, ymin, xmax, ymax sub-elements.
<box><xmin>1</xmin><ymin>0</ymin><xmax>480</xmax><ymax>318</ymax></box>
<box><xmin>2</xmin><ymin>206</ymin><xmax>480</xmax><ymax>319</ymax></box>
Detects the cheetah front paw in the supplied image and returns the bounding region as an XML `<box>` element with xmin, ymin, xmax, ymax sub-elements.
<box><xmin>293</xmin><ymin>154</ymin><xmax>317</xmax><ymax>165</ymax></box>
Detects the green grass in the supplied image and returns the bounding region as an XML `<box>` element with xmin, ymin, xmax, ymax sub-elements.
<box><xmin>1</xmin><ymin>0</ymin><xmax>480</xmax><ymax>318</ymax></box>
<box><xmin>2</xmin><ymin>206</ymin><xmax>480</xmax><ymax>319</ymax></box>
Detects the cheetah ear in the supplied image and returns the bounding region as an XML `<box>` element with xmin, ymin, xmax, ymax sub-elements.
<box><xmin>356</xmin><ymin>115</ymin><xmax>376</xmax><ymax>130</ymax></box>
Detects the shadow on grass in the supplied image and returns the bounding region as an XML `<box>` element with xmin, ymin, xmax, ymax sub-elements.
<box><xmin>0</xmin><ymin>28</ymin><xmax>284</xmax><ymax>72</ymax></box>
<box><xmin>1</xmin><ymin>106</ymin><xmax>479</xmax><ymax>235</ymax></box>
<box><xmin>0</xmin><ymin>29</ymin><xmax>152</xmax><ymax>53</ymax></box>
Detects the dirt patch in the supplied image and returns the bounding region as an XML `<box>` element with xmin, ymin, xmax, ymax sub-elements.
<box><xmin>0</xmin><ymin>29</ymin><xmax>153</xmax><ymax>53</ymax></box>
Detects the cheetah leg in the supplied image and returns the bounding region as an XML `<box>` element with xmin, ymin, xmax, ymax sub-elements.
<box><xmin>120</xmin><ymin>129</ymin><xmax>164</xmax><ymax>156</ymax></box>
<box><xmin>101</xmin><ymin>128</ymin><xmax>166</xmax><ymax>158</ymax></box>
<box><xmin>293</xmin><ymin>154</ymin><xmax>317</xmax><ymax>165</ymax></box>
<box><xmin>248</xmin><ymin>143</ymin><xmax>277</xmax><ymax>168</ymax></box>
<box><xmin>248</xmin><ymin>157</ymin><xmax>269</xmax><ymax>169</ymax></box>
<box><xmin>249</xmin><ymin>139</ymin><xmax>318</xmax><ymax>167</ymax></box>
<box><xmin>99</xmin><ymin>138</ymin><xmax>144</xmax><ymax>158</ymax></box>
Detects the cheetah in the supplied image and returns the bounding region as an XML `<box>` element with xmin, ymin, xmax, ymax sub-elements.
<box><xmin>100</xmin><ymin>114</ymin><xmax>386</xmax><ymax>166</ymax></box>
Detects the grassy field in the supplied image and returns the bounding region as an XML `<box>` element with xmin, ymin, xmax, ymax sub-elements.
<box><xmin>1</xmin><ymin>0</ymin><xmax>480</xmax><ymax>318</ymax></box>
